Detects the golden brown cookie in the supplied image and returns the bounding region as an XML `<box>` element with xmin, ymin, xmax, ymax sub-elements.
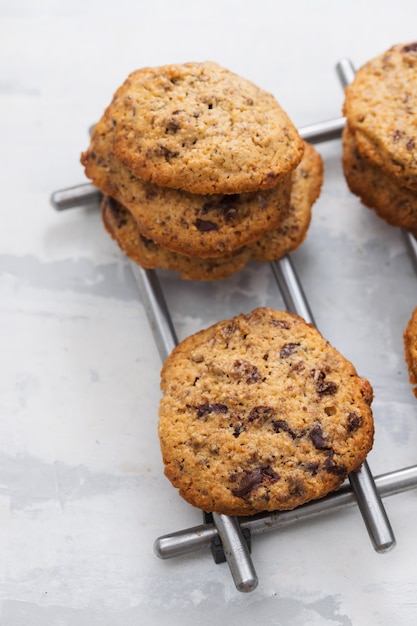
<box><xmin>404</xmin><ymin>306</ymin><xmax>417</xmax><ymax>398</ymax></box>
<box><xmin>101</xmin><ymin>142</ymin><xmax>323</xmax><ymax>280</ymax></box>
<box><xmin>342</xmin><ymin>124</ymin><xmax>417</xmax><ymax>234</ymax></box>
<box><xmin>343</xmin><ymin>43</ymin><xmax>417</xmax><ymax>192</ymax></box>
<box><xmin>109</xmin><ymin>61</ymin><xmax>304</xmax><ymax>194</ymax></box>
<box><xmin>158</xmin><ymin>307</ymin><xmax>374</xmax><ymax>516</ymax></box>
<box><xmin>82</xmin><ymin>106</ymin><xmax>292</xmax><ymax>258</ymax></box>
<box><xmin>101</xmin><ymin>196</ymin><xmax>252</xmax><ymax>280</ymax></box>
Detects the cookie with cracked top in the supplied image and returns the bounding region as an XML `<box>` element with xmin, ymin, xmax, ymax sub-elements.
<box><xmin>343</xmin><ymin>42</ymin><xmax>417</xmax><ymax>192</ymax></box>
<box><xmin>158</xmin><ymin>307</ymin><xmax>374</xmax><ymax>516</ymax></box>
<box><xmin>82</xmin><ymin>106</ymin><xmax>292</xmax><ymax>258</ymax></box>
<box><xmin>404</xmin><ymin>306</ymin><xmax>417</xmax><ymax>398</ymax></box>
<box><xmin>108</xmin><ymin>61</ymin><xmax>304</xmax><ymax>194</ymax></box>
<box><xmin>342</xmin><ymin>124</ymin><xmax>417</xmax><ymax>235</ymax></box>
<box><xmin>100</xmin><ymin>142</ymin><xmax>323</xmax><ymax>280</ymax></box>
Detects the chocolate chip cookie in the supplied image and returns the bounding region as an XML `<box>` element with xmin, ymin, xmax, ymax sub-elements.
<box><xmin>109</xmin><ymin>61</ymin><xmax>304</xmax><ymax>194</ymax></box>
<box><xmin>158</xmin><ymin>307</ymin><xmax>374</xmax><ymax>516</ymax></box>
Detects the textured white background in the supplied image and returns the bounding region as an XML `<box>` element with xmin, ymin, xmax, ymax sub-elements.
<box><xmin>2</xmin><ymin>1</ymin><xmax>417</xmax><ymax>624</ymax></box>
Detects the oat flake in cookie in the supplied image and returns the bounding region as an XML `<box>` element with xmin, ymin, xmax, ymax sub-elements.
<box><xmin>158</xmin><ymin>308</ymin><xmax>374</xmax><ymax>516</ymax></box>
<box><xmin>110</xmin><ymin>61</ymin><xmax>304</xmax><ymax>194</ymax></box>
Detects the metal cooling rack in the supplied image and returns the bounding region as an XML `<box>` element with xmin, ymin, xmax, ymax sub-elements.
<box><xmin>50</xmin><ymin>59</ymin><xmax>417</xmax><ymax>594</ymax></box>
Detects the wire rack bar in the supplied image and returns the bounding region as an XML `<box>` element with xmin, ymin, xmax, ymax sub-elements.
<box><xmin>154</xmin><ymin>464</ymin><xmax>417</xmax><ymax>559</ymax></box>
<box><xmin>271</xmin><ymin>254</ymin><xmax>395</xmax><ymax>552</ymax></box>
<box><xmin>130</xmin><ymin>264</ymin><xmax>258</xmax><ymax>592</ymax></box>
<box><xmin>402</xmin><ymin>229</ymin><xmax>417</xmax><ymax>273</ymax></box>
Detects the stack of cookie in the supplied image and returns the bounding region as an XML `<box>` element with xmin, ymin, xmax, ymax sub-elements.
<box><xmin>342</xmin><ymin>43</ymin><xmax>417</xmax><ymax>234</ymax></box>
<box><xmin>81</xmin><ymin>61</ymin><xmax>323</xmax><ymax>280</ymax></box>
